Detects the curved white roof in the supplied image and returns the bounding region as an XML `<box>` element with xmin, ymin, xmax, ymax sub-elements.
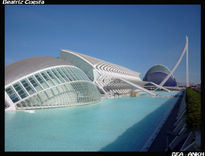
<box><xmin>5</xmin><ymin>56</ymin><xmax>73</xmax><ymax>86</ymax></box>
<box><xmin>61</xmin><ymin>49</ymin><xmax>140</xmax><ymax>77</ymax></box>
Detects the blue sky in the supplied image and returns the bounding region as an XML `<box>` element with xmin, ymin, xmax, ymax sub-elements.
<box><xmin>5</xmin><ymin>5</ymin><xmax>201</xmax><ymax>84</ymax></box>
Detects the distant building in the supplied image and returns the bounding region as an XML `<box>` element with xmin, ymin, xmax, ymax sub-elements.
<box><xmin>143</xmin><ymin>64</ymin><xmax>177</xmax><ymax>87</ymax></box>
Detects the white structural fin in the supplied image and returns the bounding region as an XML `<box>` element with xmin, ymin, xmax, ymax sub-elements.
<box><xmin>119</xmin><ymin>78</ymin><xmax>157</xmax><ymax>96</ymax></box>
<box><xmin>157</xmin><ymin>36</ymin><xmax>189</xmax><ymax>88</ymax></box>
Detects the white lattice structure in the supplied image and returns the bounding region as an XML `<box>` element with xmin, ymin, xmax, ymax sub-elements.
<box><xmin>5</xmin><ymin>57</ymin><xmax>101</xmax><ymax>111</ymax></box>
<box><xmin>60</xmin><ymin>49</ymin><xmax>168</xmax><ymax>96</ymax></box>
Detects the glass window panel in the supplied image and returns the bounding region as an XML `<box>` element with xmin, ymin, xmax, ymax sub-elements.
<box><xmin>28</xmin><ymin>76</ymin><xmax>43</xmax><ymax>91</ymax></box>
<box><xmin>25</xmin><ymin>99</ymin><xmax>32</xmax><ymax>107</ymax></box>
<box><xmin>41</xmin><ymin>72</ymin><xmax>49</xmax><ymax>81</ymax></box>
<box><xmin>67</xmin><ymin>67</ymin><xmax>79</xmax><ymax>80</ymax></box>
<box><xmin>80</xmin><ymin>70</ymin><xmax>87</xmax><ymax>79</ymax></box>
<box><xmin>57</xmin><ymin>86</ymin><xmax>64</xmax><ymax>93</ymax></box>
<box><xmin>74</xmin><ymin>69</ymin><xmax>81</xmax><ymax>80</ymax></box>
<box><xmin>35</xmin><ymin>73</ymin><xmax>49</xmax><ymax>89</ymax></box>
<box><xmin>38</xmin><ymin>92</ymin><xmax>47</xmax><ymax>102</ymax></box>
<box><xmin>74</xmin><ymin>68</ymin><xmax>83</xmax><ymax>80</ymax></box>
<box><xmin>30</xmin><ymin>95</ymin><xmax>41</xmax><ymax>107</ymax></box>
<box><xmin>62</xmin><ymin>85</ymin><xmax>68</xmax><ymax>92</ymax></box>
<box><xmin>60</xmin><ymin>52</ymin><xmax>94</xmax><ymax>80</ymax></box>
<box><xmin>16</xmin><ymin>103</ymin><xmax>22</xmax><ymax>108</ymax></box>
<box><xmin>81</xmin><ymin>70</ymin><xmax>90</xmax><ymax>80</ymax></box>
<box><xmin>75</xmin><ymin>69</ymin><xmax>83</xmax><ymax>80</ymax></box>
<box><xmin>51</xmin><ymin>68</ymin><xmax>65</xmax><ymax>83</ymax></box>
<box><xmin>72</xmin><ymin>68</ymin><xmax>83</xmax><ymax>80</ymax></box>
<box><xmin>21</xmin><ymin>101</ymin><xmax>27</xmax><ymax>107</ymax></box>
<box><xmin>64</xmin><ymin>67</ymin><xmax>76</xmax><ymax>81</ymax></box>
<box><xmin>41</xmin><ymin>72</ymin><xmax>55</xmax><ymax>86</ymax></box>
<box><xmin>65</xmin><ymin>83</ymin><xmax>73</xmax><ymax>91</ymax></box>
<box><xmin>47</xmin><ymin>70</ymin><xmax>60</xmax><ymax>84</ymax></box>
<box><xmin>56</xmin><ymin>68</ymin><xmax>69</xmax><ymax>81</ymax></box>
<box><xmin>13</xmin><ymin>82</ymin><xmax>28</xmax><ymax>99</ymax></box>
<box><xmin>5</xmin><ymin>87</ymin><xmax>20</xmax><ymax>103</ymax></box>
<box><xmin>45</xmin><ymin>89</ymin><xmax>53</xmax><ymax>98</ymax></box>
<box><xmin>21</xmin><ymin>79</ymin><xmax>36</xmax><ymax>95</ymax></box>
<box><xmin>52</xmin><ymin>87</ymin><xmax>59</xmax><ymax>95</ymax></box>
<box><xmin>61</xmin><ymin>67</ymin><xmax>73</xmax><ymax>81</ymax></box>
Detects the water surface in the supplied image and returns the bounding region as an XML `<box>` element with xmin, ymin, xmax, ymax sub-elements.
<box><xmin>5</xmin><ymin>91</ymin><xmax>180</xmax><ymax>151</ymax></box>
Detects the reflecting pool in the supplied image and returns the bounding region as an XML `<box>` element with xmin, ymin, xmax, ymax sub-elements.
<box><xmin>5</xmin><ymin>91</ymin><xmax>181</xmax><ymax>151</ymax></box>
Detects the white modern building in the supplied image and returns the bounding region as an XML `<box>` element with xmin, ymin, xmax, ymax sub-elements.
<box><xmin>60</xmin><ymin>50</ymin><xmax>168</xmax><ymax>96</ymax></box>
<box><xmin>5</xmin><ymin>49</ymin><xmax>169</xmax><ymax>110</ymax></box>
<box><xmin>5</xmin><ymin>56</ymin><xmax>101</xmax><ymax>110</ymax></box>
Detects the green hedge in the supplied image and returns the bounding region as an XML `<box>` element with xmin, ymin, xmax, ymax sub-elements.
<box><xmin>185</xmin><ymin>88</ymin><xmax>201</xmax><ymax>130</ymax></box>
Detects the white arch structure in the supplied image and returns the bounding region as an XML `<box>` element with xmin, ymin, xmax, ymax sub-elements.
<box><xmin>60</xmin><ymin>49</ymin><xmax>161</xmax><ymax>96</ymax></box>
<box><xmin>155</xmin><ymin>36</ymin><xmax>189</xmax><ymax>90</ymax></box>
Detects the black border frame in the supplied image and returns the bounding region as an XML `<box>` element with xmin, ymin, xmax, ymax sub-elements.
<box><xmin>1</xmin><ymin>0</ymin><xmax>204</xmax><ymax>154</ymax></box>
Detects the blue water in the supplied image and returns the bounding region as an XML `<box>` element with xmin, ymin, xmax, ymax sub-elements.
<box><xmin>5</xmin><ymin>91</ymin><xmax>181</xmax><ymax>151</ymax></box>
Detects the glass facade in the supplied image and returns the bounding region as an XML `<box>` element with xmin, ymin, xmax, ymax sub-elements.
<box><xmin>5</xmin><ymin>65</ymin><xmax>101</xmax><ymax>110</ymax></box>
<box><xmin>5</xmin><ymin>87</ymin><xmax>20</xmax><ymax>103</ymax></box>
<box><xmin>60</xmin><ymin>51</ymin><xmax>94</xmax><ymax>81</ymax></box>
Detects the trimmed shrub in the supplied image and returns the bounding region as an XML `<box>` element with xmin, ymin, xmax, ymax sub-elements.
<box><xmin>185</xmin><ymin>88</ymin><xmax>201</xmax><ymax>130</ymax></box>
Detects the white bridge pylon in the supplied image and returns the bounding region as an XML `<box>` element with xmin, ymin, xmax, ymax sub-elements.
<box><xmin>155</xmin><ymin>36</ymin><xmax>189</xmax><ymax>90</ymax></box>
